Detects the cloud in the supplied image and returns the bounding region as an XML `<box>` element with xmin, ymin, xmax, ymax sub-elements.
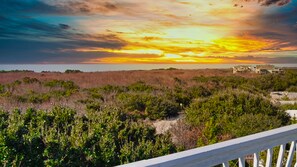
<box><xmin>0</xmin><ymin>39</ymin><xmax>122</xmax><ymax>64</ymax></box>
<box><xmin>230</xmin><ymin>55</ymin><xmax>297</xmax><ymax>64</ymax></box>
<box><xmin>0</xmin><ymin>0</ymin><xmax>123</xmax><ymax>15</ymax></box>
<box><xmin>104</xmin><ymin>2</ymin><xmax>118</xmax><ymax>10</ymax></box>
<box><xmin>0</xmin><ymin>0</ymin><xmax>183</xmax><ymax>21</ymax></box>
<box><xmin>259</xmin><ymin>0</ymin><xmax>291</xmax><ymax>6</ymax></box>
<box><xmin>239</xmin><ymin>2</ymin><xmax>297</xmax><ymax>52</ymax></box>
<box><xmin>236</xmin><ymin>0</ymin><xmax>291</xmax><ymax>6</ymax></box>
<box><xmin>0</xmin><ymin>15</ymin><xmax>71</xmax><ymax>39</ymax></box>
<box><xmin>0</xmin><ymin>14</ymin><xmax>127</xmax><ymax>48</ymax></box>
<box><xmin>59</xmin><ymin>24</ymin><xmax>71</xmax><ymax>30</ymax></box>
<box><xmin>0</xmin><ymin>0</ymin><xmax>62</xmax><ymax>15</ymax></box>
<box><xmin>0</xmin><ymin>0</ymin><xmax>296</xmax><ymax>64</ymax></box>
<box><xmin>0</xmin><ymin>11</ymin><xmax>127</xmax><ymax>64</ymax></box>
<box><xmin>197</xmin><ymin>55</ymin><xmax>297</xmax><ymax>64</ymax></box>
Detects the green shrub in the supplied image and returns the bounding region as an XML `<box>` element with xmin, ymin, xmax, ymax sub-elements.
<box><xmin>185</xmin><ymin>90</ymin><xmax>290</xmax><ymax>146</ymax></box>
<box><xmin>247</xmin><ymin>70</ymin><xmax>297</xmax><ymax>92</ymax></box>
<box><xmin>86</xmin><ymin>88</ymin><xmax>104</xmax><ymax>100</ymax></box>
<box><xmin>187</xmin><ymin>86</ymin><xmax>211</xmax><ymax>99</ymax></box>
<box><xmin>14</xmin><ymin>92</ymin><xmax>51</xmax><ymax>104</ymax></box>
<box><xmin>50</xmin><ymin>106</ymin><xmax>76</xmax><ymax>131</ymax></box>
<box><xmin>22</xmin><ymin>77</ymin><xmax>40</xmax><ymax>84</ymax></box>
<box><xmin>192</xmin><ymin>70</ymin><xmax>297</xmax><ymax>93</ymax></box>
<box><xmin>86</xmin><ymin>101</ymin><xmax>102</xmax><ymax>112</ymax></box>
<box><xmin>44</xmin><ymin>80</ymin><xmax>79</xmax><ymax>90</ymax></box>
<box><xmin>12</xmin><ymin>80</ymin><xmax>22</xmax><ymax>86</ymax></box>
<box><xmin>166</xmin><ymin>87</ymin><xmax>191</xmax><ymax>107</ymax></box>
<box><xmin>118</xmin><ymin>93</ymin><xmax>180</xmax><ymax>120</ymax></box>
<box><xmin>29</xmin><ymin>93</ymin><xmax>51</xmax><ymax>104</ymax></box>
<box><xmin>287</xmin><ymin>86</ymin><xmax>297</xmax><ymax>92</ymax></box>
<box><xmin>42</xmin><ymin>80</ymin><xmax>80</xmax><ymax>99</ymax></box>
<box><xmin>0</xmin><ymin>106</ymin><xmax>177</xmax><ymax>166</ymax></box>
<box><xmin>280</xmin><ymin>103</ymin><xmax>297</xmax><ymax>110</ymax></box>
<box><xmin>128</xmin><ymin>81</ymin><xmax>154</xmax><ymax>92</ymax></box>
<box><xmin>145</xmin><ymin>97</ymin><xmax>180</xmax><ymax>120</ymax></box>
<box><xmin>117</xmin><ymin>93</ymin><xmax>147</xmax><ymax>117</ymax></box>
<box><xmin>0</xmin><ymin>110</ymin><xmax>9</xmax><ymax>130</ymax></box>
<box><xmin>65</xmin><ymin>69</ymin><xmax>82</xmax><ymax>73</ymax></box>
<box><xmin>101</xmin><ymin>85</ymin><xmax>125</xmax><ymax>94</ymax></box>
<box><xmin>0</xmin><ymin>84</ymin><xmax>5</xmax><ymax>94</ymax></box>
<box><xmin>230</xmin><ymin>114</ymin><xmax>282</xmax><ymax>137</ymax></box>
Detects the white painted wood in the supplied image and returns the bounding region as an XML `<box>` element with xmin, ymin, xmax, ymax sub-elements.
<box><xmin>254</xmin><ymin>152</ymin><xmax>259</xmax><ymax>167</ymax></box>
<box><xmin>285</xmin><ymin>141</ymin><xmax>296</xmax><ymax>167</ymax></box>
<box><xmin>276</xmin><ymin>144</ymin><xmax>285</xmax><ymax>167</ymax></box>
<box><xmin>265</xmin><ymin>148</ymin><xmax>273</xmax><ymax>167</ymax></box>
<box><xmin>294</xmin><ymin>142</ymin><xmax>297</xmax><ymax>167</ymax></box>
<box><xmin>118</xmin><ymin>124</ymin><xmax>297</xmax><ymax>167</ymax></box>
<box><xmin>222</xmin><ymin>161</ymin><xmax>229</xmax><ymax>167</ymax></box>
<box><xmin>239</xmin><ymin>157</ymin><xmax>245</xmax><ymax>167</ymax></box>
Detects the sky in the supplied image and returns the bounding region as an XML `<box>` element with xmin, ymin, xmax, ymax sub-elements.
<box><xmin>0</xmin><ymin>0</ymin><xmax>297</xmax><ymax>64</ymax></box>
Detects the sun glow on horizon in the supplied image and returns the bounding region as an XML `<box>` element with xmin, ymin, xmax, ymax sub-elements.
<box><xmin>2</xmin><ymin>0</ymin><xmax>296</xmax><ymax>64</ymax></box>
<box><xmin>72</xmin><ymin>0</ymin><xmax>287</xmax><ymax>64</ymax></box>
<box><xmin>79</xmin><ymin>34</ymin><xmax>276</xmax><ymax>64</ymax></box>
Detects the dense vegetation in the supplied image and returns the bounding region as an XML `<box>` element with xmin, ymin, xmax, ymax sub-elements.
<box><xmin>0</xmin><ymin>107</ymin><xmax>176</xmax><ymax>166</ymax></box>
<box><xmin>0</xmin><ymin>69</ymin><xmax>297</xmax><ymax>166</ymax></box>
<box><xmin>186</xmin><ymin>90</ymin><xmax>289</xmax><ymax>146</ymax></box>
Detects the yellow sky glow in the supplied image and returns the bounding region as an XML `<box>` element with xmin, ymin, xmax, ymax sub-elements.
<box><xmin>76</xmin><ymin>0</ymin><xmax>291</xmax><ymax>64</ymax></box>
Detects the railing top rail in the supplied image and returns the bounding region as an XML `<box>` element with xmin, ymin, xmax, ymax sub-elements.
<box><xmin>119</xmin><ymin>124</ymin><xmax>297</xmax><ymax>167</ymax></box>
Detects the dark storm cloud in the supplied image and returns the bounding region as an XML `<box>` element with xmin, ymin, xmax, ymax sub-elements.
<box><xmin>0</xmin><ymin>39</ymin><xmax>157</xmax><ymax>64</ymax></box>
<box><xmin>237</xmin><ymin>0</ymin><xmax>291</xmax><ymax>6</ymax></box>
<box><xmin>259</xmin><ymin>0</ymin><xmax>291</xmax><ymax>6</ymax></box>
<box><xmin>0</xmin><ymin>0</ymin><xmax>130</xmax><ymax>64</ymax></box>
<box><xmin>0</xmin><ymin>14</ymin><xmax>126</xmax><ymax>49</ymax></box>
<box><xmin>59</xmin><ymin>24</ymin><xmax>71</xmax><ymax>30</ymax></box>
<box><xmin>0</xmin><ymin>11</ymin><xmax>127</xmax><ymax>64</ymax></box>
<box><xmin>0</xmin><ymin>0</ymin><xmax>129</xmax><ymax>16</ymax></box>
<box><xmin>0</xmin><ymin>0</ymin><xmax>62</xmax><ymax>15</ymax></box>
<box><xmin>0</xmin><ymin>15</ymin><xmax>70</xmax><ymax>39</ymax></box>
<box><xmin>238</xmin><ymin>1</ymin><xmax>297</xmax><ymax>52</ymax></box>
<box><xmin>68</xmin><ymin>35</ymin><xmax>126</xmax><ymax>49</ymax></box>
<box><xmin>0</xmin><ymin>39</ymin><xmax>119</xmax><ymax>64</ymax></box>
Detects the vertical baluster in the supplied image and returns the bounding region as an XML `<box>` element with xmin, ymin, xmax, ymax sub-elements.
<box><xmin>294</xmin><ymin>142</ymin><xmax>297</xmax><ymax>167</ymax></box>
<box><xmin>276</xmin><ymin>144</ymin><xmax>285</xmax><ymax>167</ymax></box>
<box><xmin>239</xmin><ymin>157</ymin><xmax>245</xmax><ymax>167</ymax></box>
<box><xmin>286</xmin><ymin>141</ymin><xmax>296</xmax><ymax>167</ymax></box>
<box><xmin>254</xmin><ymin>152</ymin><xmax>259</xmax><ymax>167</ymax></box>
<box><xmin>223</xmin><ymin>161</ymin><xmax>229</xmax><ymax>167</ymax></box>
<box><xmin>266</xmin><ymin>148</ymin><xmax>273</xmax><ymax>167</ymax></box>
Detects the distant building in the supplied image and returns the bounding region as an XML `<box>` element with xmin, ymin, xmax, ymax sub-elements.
<box><xmin>255</xmin><ymin>65</ymin><xmax>283</xmax><ymax>74</ymax></box>
<box><xmin>232</xmin><ymin>65</ymin><xmax>283</xmax><ymax>74</ymax></box>
<box><xmin>232</xmin><ymin>65</ymin><xmax>253</xmax><ymax>74</ymax></box>
<box><xmin>270</xmin><ymin>68</ymin><xmax>284</xmax><ymax>74</ymax></box>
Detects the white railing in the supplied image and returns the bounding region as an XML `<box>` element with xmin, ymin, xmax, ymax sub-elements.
<box><xmin>119</xmin><ymin>124</ymin><xmax>297</xmax><ymax>167</ymax></box>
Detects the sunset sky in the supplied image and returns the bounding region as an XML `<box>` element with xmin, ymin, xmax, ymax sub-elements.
<box><xmin>0</xmin><ymin>0</ymin><xmax>297</xmax><ymax>64</ymax></box>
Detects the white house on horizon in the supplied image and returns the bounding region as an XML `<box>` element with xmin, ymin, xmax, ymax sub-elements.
<box><xmin>232</xmin><ymin>65</ymin><xmax>254</xmax><ymax>74</ymax></box>
<box><xmin>233</xmin><ymin>65</ymin><xmax>283</xmax><ymax>74</ymax></box>
<box><xmin>255</xmin><ymin>65</ymin><xmax>283</xmax><ymax>74</ymax></box>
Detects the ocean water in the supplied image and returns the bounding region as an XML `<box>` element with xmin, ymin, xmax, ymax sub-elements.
<box><xmin>0</xmin><ymin>64</ymin><xmax>296</xmax><ymax>72</ymax></box>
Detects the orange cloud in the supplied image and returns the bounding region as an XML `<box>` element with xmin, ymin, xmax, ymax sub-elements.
<box><xmin>68</xmin><ymin>0</ymin><xmax>296</xmax><ymax>64</ymax></box>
